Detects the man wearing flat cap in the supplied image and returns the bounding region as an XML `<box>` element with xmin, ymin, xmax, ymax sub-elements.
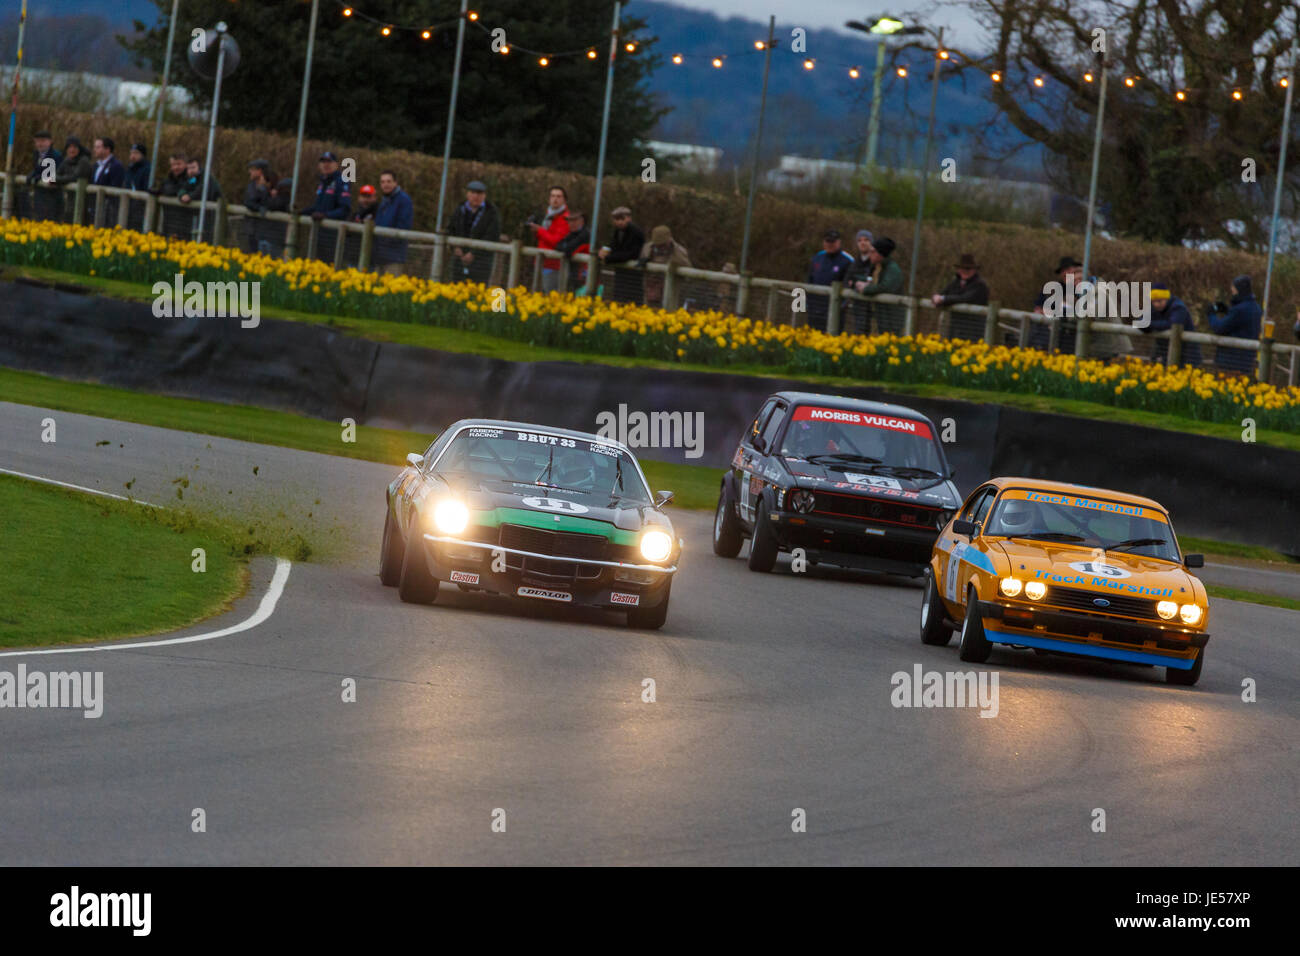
<box><xmin>932</xmin><ymin>252</ymin><xmax>990</xmax><ymax>341</ymax></box>
<box><xmin>29</xmin><ymin>131</ymin><xmax>62</xmax><ymax>220</ymax></box>
<box><xmin>450</xmin><ymin>179</ymin><xmax>501</xmax><ymax>285</ymax></box>
<box><xmin>598</xmin><ymin>206</ymin><xmax>645</xmax><ymax>303</ymax></box>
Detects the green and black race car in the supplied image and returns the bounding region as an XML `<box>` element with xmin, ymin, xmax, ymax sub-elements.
<box><xmin>380</xmin><ymin>420</ymin><xmax>680</xmax><ymax>629</ymax></box>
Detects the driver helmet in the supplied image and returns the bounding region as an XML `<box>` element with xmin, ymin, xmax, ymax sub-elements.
<box><xmin>998</xmin><ymin>499</ymin><xmax>1038</xmax><ymax>533</ymax></box>
<box><xmin>553</xmin><ymin>449</ymin><xmax>595</xmax><ymax>487</ymax></box>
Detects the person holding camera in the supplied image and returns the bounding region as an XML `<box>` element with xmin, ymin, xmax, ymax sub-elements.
<box><xmin>526</xmin><ymin>186</ymin><xmax>571</xmax><ymax>293</ymax></box>
<box><xmin>1205</xmin><ymin>274</ymin><xmax>1261</xmax><ymax>374</ymax></box>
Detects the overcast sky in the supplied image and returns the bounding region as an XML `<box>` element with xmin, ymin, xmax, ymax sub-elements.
<box><xmin>660</xmin><ymin>1</ymin><xmax>991</xmax><ymax>50</ymax></box>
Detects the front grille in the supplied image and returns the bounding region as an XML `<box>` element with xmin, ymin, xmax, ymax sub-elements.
<box><xmin>500</xmin><ymin>524</ymin><xmax>608</xmax><ymax>560</ymax></box>
<box><xmin>810</xmin><ymin>491</ymin><xmax>936</xmax><ymax>528</ymax></box>
<box><xmin>1044</xmin><ymin>586</ymin><xmax>1160</xmax><ymax>621</ymax></box>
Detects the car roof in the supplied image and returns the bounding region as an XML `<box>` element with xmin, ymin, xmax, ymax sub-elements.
<box><xmin>444</xmin><ymin>419</ymin><xmax>634</xmax><ymax>455</ymax></box>
<box><xmin>770</xmin><ymin>391</ymin><xmax>937</xmax><ymax>425</ymax></box>
<box><xmin>981</xmin><ymin>476</ymin><xmax>1168</xmax><ymax>513</ymax></box>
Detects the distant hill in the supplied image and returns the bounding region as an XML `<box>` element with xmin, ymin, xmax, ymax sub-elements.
<box><xmin>636</xmin><ymin>1</ymin><xmax>1039</xmax><ymax>178</ymax></box>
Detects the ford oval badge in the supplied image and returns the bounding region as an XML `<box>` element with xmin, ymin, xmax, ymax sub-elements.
<box><xmin>1093</xmin><ymin>598</ymin><xmax>1111</xmax><ymax>608</ymax></box>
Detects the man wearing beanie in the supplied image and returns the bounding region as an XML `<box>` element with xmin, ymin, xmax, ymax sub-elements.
<box><xmin>126</xmin><ymin>144</ymin><xmax>151</xmax><ymax>191</ymax></box>
<box><xmin>1206</xmin><ymin>274</ymin><xmax>1262</xmax><ymax>373</ymax></box>
<box><xmin>1143</xmin><ymin>283</ymin><xmax>1201</xmax><ymax>367</ymax></box>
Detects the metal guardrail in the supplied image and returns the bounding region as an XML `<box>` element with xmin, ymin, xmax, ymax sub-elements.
<box><xmin>2</xmin><ymin>172</ymin><xmax>1296</xmax><ymax>387</ymax></box>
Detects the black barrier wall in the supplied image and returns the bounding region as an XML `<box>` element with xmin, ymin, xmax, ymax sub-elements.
<box><xmin>1</xmin><ymin>278</ymin><xmax>1295</xmax><ymax>552</ymax></box>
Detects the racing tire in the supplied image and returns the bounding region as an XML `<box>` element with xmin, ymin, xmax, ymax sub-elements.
<box><xmin>379</xmin><ymin>505</ymin><xmax>404</xmax><ymax>587</ymax></box>
<box><xmin>626</xmin><ymin>582</ymin><xmax>671</xmax><ymax>630</ymax></box>
<box><xmin>712</xmin><ymin>482</ymin><xmax>744</xmax><ymax>558</ymax></box>
<box><xmin>1165</xmin><ymin>650</ymin><xmax>1203</xmax><ymax>686</ymax></box>
<box><xmin>919</xmin><ymin>570</ymin><xmax>954</xmax><ymax>646</ymax></box>
<box><xmin>397</xmin><ymin>525</ymin><xmax>440</xmax><ymax>604</ymax></box>
<box><xmin>957</xmin><ymin>586</ymin><xmax>993</xmax><ymax>663</ymax></box>
<box><xmin>747</xmin><ymin>500</ymin><xmax>780</xmax><ymax>573</ymax></box>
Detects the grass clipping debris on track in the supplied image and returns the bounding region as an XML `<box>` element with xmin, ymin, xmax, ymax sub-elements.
<box><xmin>0</xmin><ymin>473</ymin><xmax>297</xmax><ymax>648</ymax></box>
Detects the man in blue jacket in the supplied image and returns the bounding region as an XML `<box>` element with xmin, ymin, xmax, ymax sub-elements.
<box><xmin>807</xmin><ymin>229</ymin><xmax>855</xmax><ymax>332</ymax></box>
<box><xmin>299</xmin><ymin>151</ymin><xmax>352</xmax><ymax>261</ymax></box>
<box><xmin>1206</xmin><ymin>274</ymin><xmax>1262</xmax><ymax>374</ymax></box>
<box><xmin>373</xmin><ymin>170</ymin><xmax>414</xmax><ymax>273</ymax></box>
<box><xmin>1143</xmin><ymin>283</ymin><xmax>1201</xmax><ymax>367</ymax></box>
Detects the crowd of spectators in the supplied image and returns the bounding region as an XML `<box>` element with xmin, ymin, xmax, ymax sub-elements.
<box><xmin>16</xmin><ymin>129</ymin><xmax>1272</xmax><ymax>373</ymax></box>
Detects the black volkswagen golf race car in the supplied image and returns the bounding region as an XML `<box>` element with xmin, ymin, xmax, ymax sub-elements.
<box><xmin>713</xmin><ymin>392</ymin><xmax>962</xmax><ymax>577</ymax></box>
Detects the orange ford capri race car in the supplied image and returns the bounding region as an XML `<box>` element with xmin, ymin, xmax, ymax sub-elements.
<box><xmin>920</xmin><ymin>477</ymin><xmax>1210</xmax><ymax>686</ymax></box>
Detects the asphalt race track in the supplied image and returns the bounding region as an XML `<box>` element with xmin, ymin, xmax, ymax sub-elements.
<box><xmin>3</xmin><ymin>402</ymin><xmax>1298</xmax><ymax>865</ymax></box>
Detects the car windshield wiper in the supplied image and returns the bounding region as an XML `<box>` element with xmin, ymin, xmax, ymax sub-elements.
<box><xmin>1006</xmin><ymin>531</ymin><xmax>1089</xmax><ymax>542</ymax></box>
<box><xmin>534</xmin><ymin>445</ymin><xmax>554</xmax><ymax>485</ymax></box>
<box><xmin>804</xmin><ymin>453</ymin><xmax>882</xmax><ymax>464</ymax></box>
<box><xmin>1105</xmin><ymin>537</ymin><xmax>1167</xmax><ymax>553</ymax></box>
<box><xmin>869</xmin><ymin>464</ymin><xmax>943</xmax><ymax>479</ymax></box>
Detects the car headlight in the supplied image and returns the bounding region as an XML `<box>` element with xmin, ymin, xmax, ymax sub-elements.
<box><xmin>1024</xmin><ymin>580</ymin><xmax>1046</xmax><ymax>600</ymax></box>
<box><xmin>789</xmin><ymin>489</ymin><xmax>815</xmax><ymax>514</ymax></box>
<box><xmin>999</xmin><ymin>577</ymin><xmax>1022</xmax><ymax>597</ymax></box>
<box><xmin>433</xmin><ymin>498</ymin><xmax>469</xmax><ymax>535</ymax></box>
<box><xmin>1179</xmin><ymin>603</ymin><xmax>1203</xmax><ymax>625</ymax></box>
<box><xmin>1156</xmin><ymin>600</ymin><xmax>1178</xmax><ymax>620</ymax></box>
<box><xmin>640</xmin><ymin>530</ymin><xmax>673</xmax><ymax>562</ymax></box>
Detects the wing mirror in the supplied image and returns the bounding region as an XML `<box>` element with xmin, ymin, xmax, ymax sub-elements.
<box><xmin>751</xmin><ymin>435</ymin><xmax>767</xmax><ymax>453</ymax></box>
<box><xmin>654</xmin><ymin>490</ymin><xmax>675</xmax><ymax>508</ymax></box>
<box><xmin>406</xmin><ymin>452</ymin><xmax>425</xmax><ymax>470</ymax></box>
<box><xmin>1184</xmin><ymin>553</ymin><xmax>1204</xmax><ymax>568</ymax></box>
<box><xmin>952</xmin><ymin>518</ymin><xmax>977</xmax><ymax>538</ymax></box>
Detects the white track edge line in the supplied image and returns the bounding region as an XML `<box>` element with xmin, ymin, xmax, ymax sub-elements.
<box><xmin>0</xmin><ymin>558</ymin><xmax>292</xmax><ymax>657</ymax></box>
<box><xmin>0</xmin><ymin>465</ymin><xmax>161</xmax><ymax>508</ymax></box>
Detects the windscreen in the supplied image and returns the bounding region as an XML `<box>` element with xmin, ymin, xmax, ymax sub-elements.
<box><xmin>781</xmin><ymin>405</ymin><xmax>945</xmax><ymax>477</ymax></box>
<box><xmin>437</xmin><ymin>426</ymin><xmax>652</xmax><ymax>503</ymax></box>
<box><xmin>985</xmin><ymin>489</ymin><xmax>1179</xmax><ymax>562</ymax></box>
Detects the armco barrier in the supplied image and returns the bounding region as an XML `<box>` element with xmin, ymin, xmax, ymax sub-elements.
<box><xmin>0</xmin><ymin>277</ymin><xmax>1295</xmax><ymax>552</ymax></box>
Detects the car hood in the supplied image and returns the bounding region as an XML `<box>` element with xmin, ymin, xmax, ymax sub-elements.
<box><xmin>781</xmin><ymin>457</ymin><xmax>960</xmax><ymax>509</ymax></box>
<box><xmin>436</xmin><ymin>474</ymin><xmax>672</xmax><ymax>535</ymax></box>
<box><xmin>994</xmin><ymin>539</ymin><xmax>1200</xmax><ymax>600</ymax></box>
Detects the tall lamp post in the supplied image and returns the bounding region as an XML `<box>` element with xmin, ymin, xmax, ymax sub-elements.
<box><xmin>905</xmin><ymin>26</ymin><xmax>944</xmax><ymax>309</ymax></box>
<box><xmin>1262</xmin><ymin>29</ymin><xmax>1298</xmax><ymax>375</ymax></box>
<box><xmin>845</xmin><ymin>15</ymin><xmax>924</xmax><ymax>185</ymax></box>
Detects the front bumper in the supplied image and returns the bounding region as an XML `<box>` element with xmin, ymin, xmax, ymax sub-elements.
<box><xmin>976</xmin><ymin>599</ymin><xmax>1208</xmax><ymax>670</ymax></box>
<box><xmin>768</xmin><ymin>509</ymin><xmax>937</xmax><ymax>576</ymax></box>
<box><xmin>422</xmin><ymin>533</ymin><xmax>674</xmax><ymax>610</ymax></box>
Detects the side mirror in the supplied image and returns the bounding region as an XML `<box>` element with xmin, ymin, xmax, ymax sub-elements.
<box><xmin>952</xmin><ymin>519</ymin><xmax>977</xmax><ymax>537</ymax></box>
<box><xmin>654</xmin><ymin>490</ymin><xmax>674</xmax><ymax>508</ymax></box>
<box><xmin>1184</xmin><ymin>553</ymin><xmax>1204</xmax><ymax>568</ymax></box>
<box><xmin>751</xmin><ymin>435</ymin><xmax>766</xmax><ymax>453</ymax></box>
<box><xmin>406</xmin><ymin>452</ymin><xmax>424</xmax><ymax>470</ymax></box>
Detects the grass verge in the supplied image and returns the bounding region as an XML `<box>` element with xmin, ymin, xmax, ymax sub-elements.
<box><xmin>0</xmin><ymin>473</ymin><xmax>251</xmax><ymax>647</ymax></box>
<box><xmin>1206</xmin><ymin>585</ymin><xmax>1300</xmax><ymax>613</ymax></box>
<box><xmin>8</xmin><ymin>263</ymin><xmax>1299</xmax><ymax>454</ymax></box>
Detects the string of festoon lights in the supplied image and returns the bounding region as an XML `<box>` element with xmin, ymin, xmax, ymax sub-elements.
<box><xmin>333</xmin><ymin>3</ymin><xmax>1290</xmax><ymax>101</ymax></box>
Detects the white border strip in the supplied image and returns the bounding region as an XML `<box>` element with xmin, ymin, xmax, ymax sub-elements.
<box><xmin>0</xmin><ymin>558</ymin><xmax>292</xmax><ymax>658</ymax></box>
<box><xmin>0</xmin><ymin>465</ymin><xmax>160</xmax><ymax>508</ymax></box>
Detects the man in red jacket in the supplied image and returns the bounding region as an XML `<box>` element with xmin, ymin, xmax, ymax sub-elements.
<box><xmin>526</xmin><ymin>185</ymin><xmax>570</xmax><ymax>293</ymax></box>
